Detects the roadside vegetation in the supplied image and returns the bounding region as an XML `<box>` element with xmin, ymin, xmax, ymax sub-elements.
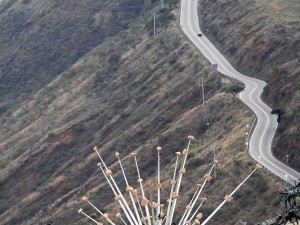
<box><xmin>198</xmin><ymin>0</ymin><xmax>300</xmax><ymax>171</ymax></box>
<box><xmin>224</xmin><ymin>83</ymin><xmax>245</xmax><ymax>97</ymax></box>
<box><xmin>0</xmin><ymin>0</ymin><xmax>287</xmax><ymax>224</ymax></box>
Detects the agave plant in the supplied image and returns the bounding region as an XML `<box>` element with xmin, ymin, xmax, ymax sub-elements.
<box><xmin>78</xmin><ymin>135</ymin><xmax>261</xmax><ymax>225</ymax></box>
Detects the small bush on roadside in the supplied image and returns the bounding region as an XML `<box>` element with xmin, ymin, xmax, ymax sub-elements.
<box><xmin>271</xmin><ymin>108</ymin><xmax>284</xmax><ymax>123</ymax></box>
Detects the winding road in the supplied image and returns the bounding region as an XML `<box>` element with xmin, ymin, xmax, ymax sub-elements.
<box><xmin>180</xmin><ymin>0</ymin><xmax>300</xmax><ymax>183</ymax></box>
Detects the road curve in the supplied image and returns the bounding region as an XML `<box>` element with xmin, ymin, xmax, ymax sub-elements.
<box><xmin>180</xmin><ymin>0</ymin><xmax>300</xmax><ymax>183</ymax></box>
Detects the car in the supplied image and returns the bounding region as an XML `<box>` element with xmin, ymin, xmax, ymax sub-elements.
<box><xmin>197</xmin><ymin>33</ymin><xmax>203</xmax><ymax>37</ymax></box>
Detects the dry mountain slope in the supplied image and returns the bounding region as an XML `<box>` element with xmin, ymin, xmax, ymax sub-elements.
<box><xmin>0</xmin><ymin>1</ymin><xmax>287</xmax><ymax>225</ymax></box>
<box><xmin>0</xmin><ymin>0</ymin><xmax>144</xmax><ymax>117</ymax></box>
<box><xmin>198</xmin><ymin>0</ymin><xmax>300</xmax><ymax>172</ymax></box>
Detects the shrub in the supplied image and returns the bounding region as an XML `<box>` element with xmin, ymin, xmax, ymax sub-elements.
<box><xmin>193</xmin><ymin>61</ymin><xmax>202</xmax><ymax>74</ymax></box>
<box><xmin>271</xmin><ymin>108</ymin><xmax>284</xmax><ymax>123</ymax></box>
<box><xmin>224</xmin><ymin>83</ymin><xmax>245</xmax><ymax>97</ymax></box>
<box><xmin>271</xmin><ymin>108</ymin><xmax>284</xmax><ymax>115</ymax></box>
<box><xmin>108</xmin><ymin>53</ymin><xmax>121</xmax><ymax>65</ymax></box>
<box><xmin>22</xmin><ymin>0</ymin><xmax>31</xmax><ymax>4</ymax></box>
<box><xmin>169</xmin><ymin>55</ymin><xmax>178</xmax><ymax>65</ymax></box>
<box><xmin>47</xmin><ymin>132</ymin><xmax>57</xmax><ymax>141</ymax></box>
<box><xmin>188</xmin><ymin>158</ymin><xmax>202</xmax><ymax>168</ymax></box>
<box><xmin>165</xmin><ymin>0</ymin><xmax>179</xmax><ymax>7</ymax></box>
<box><xmin>157</xmin><ymin>8</ymin><xmax>176</xmax><ymax>25</ymax></box>
<box><xmin>145</xmin><ymin>8</ymin><xmax>176</xmax><ymax>34</ymax></box>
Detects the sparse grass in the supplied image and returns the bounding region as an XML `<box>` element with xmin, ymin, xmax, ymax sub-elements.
<box><xmin>198</xmin><ymin>0</ymin><xmax>300</xmax><ymax>184</ymax></box>
<box><xmin>0</xmin><ymin>1</ymin><xmax>292</xmax><ymax>225</ymax></box>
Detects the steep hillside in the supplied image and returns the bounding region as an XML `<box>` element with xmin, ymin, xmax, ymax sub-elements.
<box><xmin>0</xmin><ymin>1</ymin><xmax>287</xmax><ymax>225</ymax></box>
<box><xmin>0</xmin><ymin>0</ymin><xmax>145</xmax><ymax>116</ymax></box>
<box><xmin>198</xmin><ymin>0</ymin><xmax>300</xmax><ymax>172</ymax></box>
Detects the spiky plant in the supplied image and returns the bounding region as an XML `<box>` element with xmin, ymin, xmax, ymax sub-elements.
<box><xmin>78</xmin><ymin>135</ymin><xmax>261</xmax><ymax>225</ymax></box>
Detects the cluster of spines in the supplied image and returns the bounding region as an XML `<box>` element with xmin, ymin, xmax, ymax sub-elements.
<box><xmin>78</xmin><ymin>135</ymin><xmax>261</xmax><ymax>225</ymax></box>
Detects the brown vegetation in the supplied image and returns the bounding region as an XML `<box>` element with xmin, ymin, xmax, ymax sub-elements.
<box><xmin>0</xmin><ymin>0</ymin><xmax>293</xmax><ymax>224</ymax></box>
<box><xmin>198</xmin><ymin>0</ymin><xmax>300</xmax><ymax>172</ymax></box>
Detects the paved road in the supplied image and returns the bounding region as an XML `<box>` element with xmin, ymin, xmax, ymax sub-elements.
<box><xmin>180</xmin><ymin>0</ymin><xmax>300</xmax><ymax>183</ymax></box>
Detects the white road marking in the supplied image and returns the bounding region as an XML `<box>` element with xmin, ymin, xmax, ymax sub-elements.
<box><xmin>180</xmin><ymin>0</ymin><xmax>300</xmax><ymax>182</ymax></box>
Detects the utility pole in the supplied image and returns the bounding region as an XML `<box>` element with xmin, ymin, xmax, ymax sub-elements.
<box><xmin>245</xmin><ymin>122</ymin><xmax>250</xmax><ymax>150</ymax></box>
<box><xmin>154</xmin><ymin>12</ymin><xmax>156</xmax><ymax>36</ymax></box>
<box><xmin>201</xmin><ymin>76</ymin><xmax>205</xmax><ymax>106</ymax></box>
<box><xmin>201</xmin><ymin>76</ymin><xmax>217</xmax><ymax>178</ymax></box>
